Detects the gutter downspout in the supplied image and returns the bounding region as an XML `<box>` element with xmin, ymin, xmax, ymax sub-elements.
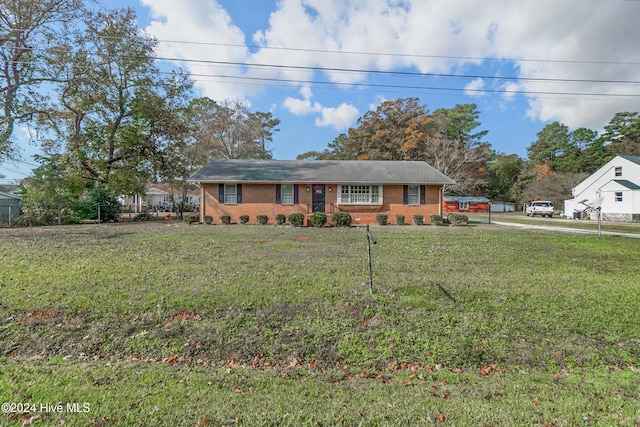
<box><xmin>200</xmin><ymin>185</ymin><xmax>205</xmax><ymax>223</ymax></box>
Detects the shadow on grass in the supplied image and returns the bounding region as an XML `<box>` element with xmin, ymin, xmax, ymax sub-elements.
<box><xmin>432</xmin><ymin>282</ymin><xmax>456</xmax><ymax>303</ymax></box>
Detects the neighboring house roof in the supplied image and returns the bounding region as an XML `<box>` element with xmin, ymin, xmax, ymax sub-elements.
<box><xmin>0</xmin><ymin>191</ymin><xmax>22</xmax><ymax>200</ymax></box>
<box><xmin>443</xmin><ymin>196</ymin><xmax>489</xmax><ymax>203</ymax></box>
<box><xmin>622</xmin><ymin>156</ymin><xmax>640</xmax><ymax>166</ymax></box>
<box><xmin>190</xmin><ymin>160</ymin><xmax>455</xmax><ymax>185</ymax></box>
<box><xmin>145</xmin><ymin>183</ymin><xmax>199</xmax><ymax>196</ymax></box>
<box><xmin>611</xmin><ymin>179</ymin><xmax>640</xmax><ymax>190</ymax></box>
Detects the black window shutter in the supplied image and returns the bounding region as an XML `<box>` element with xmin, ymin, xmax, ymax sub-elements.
<box><xmin>420</xmin><ymin>185</ymin><xmax>426</xmax><ymax>205</ymax></box>
<box><xmin>294</xmin><ymin>184</ymin><xmax>299</xmax><ymax>204</ymax></box>
<box><xmin>218</xmin><ymin>184</ymin><xmax>224</xmax><ymax>203</ymax></box>
<box><xmin>403</xmin><ymin>185</ymin><xmax>408</xmax><ymax>205</ymax></box>
<box><xmin>236</xmin><ymin>184</ymin><xmax>242</xmax><ymax>204</ymax></box>
<box><xmin>275</xmin><ymin>184</ymin><xmax>281</xmax><ymax>204</ymax></box>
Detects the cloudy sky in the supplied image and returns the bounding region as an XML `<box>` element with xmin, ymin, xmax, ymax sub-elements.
<box><xmin>2</xmin><ymin>0</ymin><xmax>639</xmax><ymax>181</ymax></box>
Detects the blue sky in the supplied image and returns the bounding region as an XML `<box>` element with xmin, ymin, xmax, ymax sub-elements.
<box><xmin>2</xmin><ymin>0</ymin><xmax>639</xmax><ymax>183</ymax></box>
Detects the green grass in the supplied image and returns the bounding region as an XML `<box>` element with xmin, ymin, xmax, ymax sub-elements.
<box><xmin>1</xmin><ymin>222</ymin><xmax>639</xmax><ymax>426</ymax></box>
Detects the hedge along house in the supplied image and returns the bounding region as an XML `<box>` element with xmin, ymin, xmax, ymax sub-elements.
<box><xmin>189</xmin><ymin>159</ymin><xmax>455</xmax><ymax>225</ymax></box>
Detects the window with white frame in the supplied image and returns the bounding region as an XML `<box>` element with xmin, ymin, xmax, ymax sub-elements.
<box><xmin>615</xmin><ymin>166</ymin><xmax>622</xmax><ymax>177</ymax></box>
<box><xmin>339</xmin><ymin>185</ymin><xmax>381</xmax><ymax>204</ymax></box>
<box><xmin>407</xmin><ymin>185</ymin><xmax>420</xmax><ymax>205</ymax></box>
<box><xmin>615</xmin><ymin>192</ymin><xmax>623</xmax><ymax>202</ymax></box>
<box><xmin>224</xmin><ymin>184</ymin><xmax>237</xmax><ymax>204</ymax></box>
<box><xmin>281</xmin><ymin>184</ymin><xmax>294</xmax><ymax>204</ymax></box>
<box><xmin>459</xmin><ymin>202</ymin><xmax>469</xmax><ymax>210</ymax></box>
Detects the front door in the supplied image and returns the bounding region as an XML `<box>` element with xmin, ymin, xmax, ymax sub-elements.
<box><xmin>312</xmin><ymin>184</ymin><xmax>325</xmax><ymax>213</ymax></box>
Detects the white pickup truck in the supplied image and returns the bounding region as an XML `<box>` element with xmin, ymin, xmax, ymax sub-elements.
<box><xmin>525</xmin><ymin>201</ymin><xmax>555</xmax><ymax>217</ymax></box>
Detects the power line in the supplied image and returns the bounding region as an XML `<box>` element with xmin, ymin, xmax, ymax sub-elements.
<box><xmin>153</xmin><ymin>39</ymin><xmax>640</xmax><ymax>66</ymax></box>
<box><xmin>154</xmin><ymin>57</ymin><xmax>640</xmax><ymax>85</ymax></box>
<box><xmin>175</xmin><ymin>71</ymin><xmax>640</xmax><ymax>99</ymax></box>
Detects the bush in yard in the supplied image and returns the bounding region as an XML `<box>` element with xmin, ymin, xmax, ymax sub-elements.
<box><xmin>134</xmin><ymin>212</ymin><xmax>153</xmax><ymax>221</ymax></box>
<box><xmin>332</xmin><ymin>211</ymin><xmax>352</xmax><ymax>227</ymax></box>
<box><xmin>287</xmin><ymin>213</ymin><xmax>305</xmax><ymax>227</ymax></box>
<box><xmin>220</xmin><ymin>215</ymin><xmax>231</xmax><ymax>225</ymax></box>
<box><xmin>429</xmin><ymin>214</ymin><xmax>445</xmax><ymax>226</ymax></box>
<box><xmin>310</xmin><ymin>212</ymin><xmax>327</xmax><ymax>227</ymax></box>
<box><xmin>75</xmin><ymin>186</ymin><xmax>122</xmax><ymax>222</ymax></box>
<box><xmin>447</xmin><ymin>212</ymin><xmax>469</xmax><ymax>226</ymax></box>
<box><xmin>203</xmin><ymin>215</ymin><xmax>213</xmax><ymax>225</ymax></box>
<box><xmin>239</xmin><ymin>215</ymin><xmax>249</xmax><ymax>224</ymax></box>
<box><xmin>183</xmin><ymin>214</ymin><xmax>198</xmax><ymax>224</ymax></box>
<box><xmin>375</xmin><ymin>213</ymin><xmax>388</xmax><ymax>225</ymax></box>
<box><xmin>257</xmin><ymin>215</ymin><xmax>269</xmax><ymax>225</ymax></box>
<box><xmin>395</xmin><ymin>214</ymin><xmax>405</xmax><ymax>225</ymax></box>
<box><xmin>275</xmin><ymin>214</ymin><xmax>286</xmax><ymax>225</ymax></box>
<box><xmin>413</xmin><ymin>214</ymin><xmax>424</xmax><ymax>225</ymax></box>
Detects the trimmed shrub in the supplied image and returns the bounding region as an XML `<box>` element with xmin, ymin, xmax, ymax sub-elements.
<box><xmin>239</xmin><ymin>215</ymin><xmax>249</xmax><ymax>224</ymax></box>
<box><xmin>310</xmin><ymin>212</ymin><xmax>327</xmax><ymax>227</ymax></box>
<box><xmin>429</xmin><ymin>214</ymin><xmax>445</xmax><ymax>226</ymax></box>
<box><xmin>203</xmin><ymin>215</ymin><xmax>213</xmax><ymax>225</ymax></box>
<box><xmin>257</xmin><ymin>215</ymin><xmax>269</xmax><ymax>225</ymax></box>
<box><xmin>275</xmin><ymin>214</ymin><xmax>286</xmax><ymax>225</ymax></box>
<box><xmin>412</xmin><ymin>214</ymin><xmax>424</xmax><ymax>225</ymax></box>
<box><xmin>395</xmin><ymin>214</ymin><xmax>405</xmax><ymax>225</ymax></box>
<box><xmin>183</xmin><ymin>214</ymin><xmax>198</xmax><ymax>224</ymax></box>
<box><xmin>447</xmin><ymin>212</ymin><xmax>469</xmax><ymax>226</ymax></box>
<box><xmin>220</xmin><ymin>215</ymin><xmax>231</xmax><ymax>225</ymax></box>
<box><xmin>134</xmin><ymin>212</ymin><xmax>153</xmax><ymax>221</ymax></box>
<box><xmin>332</xmin><ymin>211</ymin><xmax>352</xmax><ymax>227</ymax></box>
<box><xmin>288</xmin><ymin>213</ymin><xmax>305</xmax><ymax>227</ymax></box>
<box><xmin>375</xmin><ymin>213</ymin><xmax>388</xmax><ymax>225</ymax></box>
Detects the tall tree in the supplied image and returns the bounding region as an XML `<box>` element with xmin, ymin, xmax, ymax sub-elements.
<box><xmin>343</xmin><ymin>98</ymin><xmax>435</xmax><ymax>160</ymax></box>
<box><xmin>206</xmin><ymin>99</ymin><xmax>278</xmax><ymax>159</ymax></box>
<box><xmin>429</xmin><ymin>104</ymin><xmax>490</xmax><ymax>195</ymax></box>
<box><xmin>486</xmin><ymin>153</ymin><xmax>524</xmax><ymax>201</ymax></box>
<box><xmin>600</xmin><ymin>112</ymin><xmax>640</xmax><ymax>157</ymax></box>
<box><xmin>0</xmin><ymin>0</ymin><xmax>85</xmax><ymax>161</ymax></box>
<box><xmin>42</xmin><ymin>8</ymin><xmax>190</xmax><ymax>196</ymax></box>
<box><xmin>527</xmin><ymin>122</ymin><xmax>570</xmax><ymax>171</ymax></box>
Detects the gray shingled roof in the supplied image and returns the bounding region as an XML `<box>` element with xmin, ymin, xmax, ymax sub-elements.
<box><xmin>190</xmin><ymin>160</ymin><xmax>455</xmax><ymax>185</ymax></box>
<box><xmin>622</xmin><ymin>156</ymin><xmax>640</xmax><ymax>166</ymax></box>
<box><xmin>614</xmin><ymin>179</ymin><xmax>640</xmax><ymax>190</ymax></box>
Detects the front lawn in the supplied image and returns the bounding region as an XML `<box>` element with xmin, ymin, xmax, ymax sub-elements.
<box><xmin>1</xmin><ymin>222</ymin><xmax>639</xmax><ymax>425</ymax></box>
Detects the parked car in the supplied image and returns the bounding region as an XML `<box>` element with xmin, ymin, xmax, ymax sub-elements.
<box><xmin>525</xmin><ymin>201</ymin><xmax>555</xmax><ymax>217</ymax></box>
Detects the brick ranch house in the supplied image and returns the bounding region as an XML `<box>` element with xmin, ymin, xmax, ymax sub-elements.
<box><xmin>189</xmin><ymin>159</ymin><xmax>455</xmax><ymax>226</ymax></box>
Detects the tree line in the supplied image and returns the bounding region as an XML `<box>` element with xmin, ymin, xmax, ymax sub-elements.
<box><xmin>2</xmin><ymin>2</ymin><xmax>639</xmax><ymax>223</ymax></box>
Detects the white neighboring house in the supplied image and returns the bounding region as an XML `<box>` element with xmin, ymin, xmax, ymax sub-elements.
<box><xmin>119</xmin><ymin>184</ymin><xmax>200</xmax><ymax>212</ymax></box>
<box><xmin>564</xmin><ymin>156</ymin><xmax>640</xmax><ymax>221</ymax></box>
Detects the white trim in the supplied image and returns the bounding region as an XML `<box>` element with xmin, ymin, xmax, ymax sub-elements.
<box><xmin>338</xmin><ymin>184</ymin><xmax>383</xmax><ymax>205</ymax></box>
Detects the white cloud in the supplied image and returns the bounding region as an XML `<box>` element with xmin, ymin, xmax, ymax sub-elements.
<box><xmin>315</xmin><ymin>103</ymin><xmax>360</xmax><ymax>130</ymax></box>
<box><xmin>142</xmin><ymin>0</ymin><xmax>252</xmax><ymax>100</ymax></box>
<box><xmin>464</xmin><ymin>79</ymin><xmax>485</xmax><ymax>97</ymax></box>
<box><xmin>283</xmin><ymin>86</ymin><xmax>322</xmax><ymax>115</ymax></box>
<box><xmin>142</xmin><ymin>0</ymin><xmax>640</xmax><ymax>133</ymax></box>
<box><xmin>283</xmin><ymin>87</ymin><xmax>358</xmax><ymax>130</ymax></box>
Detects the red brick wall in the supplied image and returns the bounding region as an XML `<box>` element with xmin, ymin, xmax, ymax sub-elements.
<box><xmin>200</xmin><ymin>183</ymin><xmax>443</xmax><ymax>225</ymax></box>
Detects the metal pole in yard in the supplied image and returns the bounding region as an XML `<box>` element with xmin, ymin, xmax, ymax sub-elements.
<box><xmin>366</xmin><ymin>225</ymin><xmax>377</xmax><ymax>294</ymax></box>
